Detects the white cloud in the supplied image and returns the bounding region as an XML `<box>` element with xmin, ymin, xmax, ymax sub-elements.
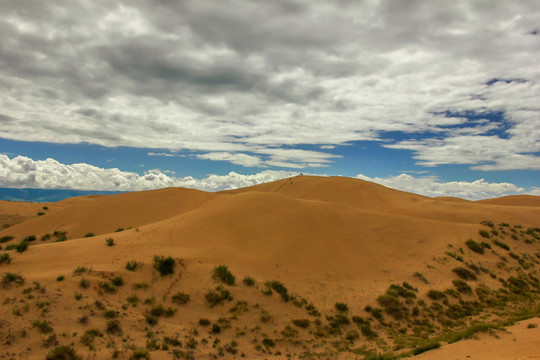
<box><xmin>356</xmin><ymin>173</ymin><xmax>526</xmax><ymax>200</ymax></box>
<box><xmin>0</xmin><ymin>1</ymin><xmax>538</xmax><ymax>169</ymax></box>
<box><xmin>0</xmin><ymin>154</ymin><xmax>295</xmax><ymax>192</ymax></box>
<box><xmin>196</xmin><ymin>152</ymin><xmax>264</xmax><ymax>167</ymax></box>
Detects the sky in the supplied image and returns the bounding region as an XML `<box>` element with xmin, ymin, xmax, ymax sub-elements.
<box><xmin>0</xmin><ymin>0</ymin><xmax>539</xmax><ymax>200</ymax></box>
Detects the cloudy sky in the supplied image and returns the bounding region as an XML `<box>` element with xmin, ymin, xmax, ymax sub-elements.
<box><xmin>1</xmin><ymin>0</ymin><xmax>539</xmax><ymax>200</ymax></box>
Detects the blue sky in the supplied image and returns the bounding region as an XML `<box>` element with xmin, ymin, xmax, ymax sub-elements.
<box><xmin>0</xmin><ymin>1</ymin><xmax>539</xmax><ymax>200</ymax></box>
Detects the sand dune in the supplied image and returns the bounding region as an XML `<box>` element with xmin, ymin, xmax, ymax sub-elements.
<box><xmin>477</xmin><ymin>194</ymin><xmax>540</xmax><ymax>207</ymax></box>
<box><xmin>0</xmin><ymin>176</ymin><xmax>538</xmax><ymax>359</ymax></box>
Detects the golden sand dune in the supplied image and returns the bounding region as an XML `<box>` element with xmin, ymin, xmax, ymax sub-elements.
<box><xmin>0</xmin><ymin>176</ymin><xmax>539</xmax><ymax>359</ymax></box>
<box><xmin>477</xmin><ymin>194</ymin><xmax>540</xmax><ymax>207</ymax></box>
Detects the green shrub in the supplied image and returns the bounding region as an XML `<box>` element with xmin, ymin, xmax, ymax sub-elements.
<box><xmin>377</xmin><ymin>292</ymin><xmax>408</xmax><ymax>320</ymax></box>
<box><xmin>211</xmin><ymin>324</ymin><xmax>221</xmax><ymax>333</ymax></box>
<box><xmin>23</xmin><ymin>235</ymin><xmax>36</xmax><ymax>242</ymax></box>
<box><xmin>345</xmin><ymin>329</ymin><xmax>360</xmax><ymax>342</ymax></box>
<box><xmin>153</xmin><ymin>255</ymin><xmax>175</xmax><ymax>276</ymax></box>
<box><xmin>262</xmin><ymin>338</ymin><xmax>275</xmax><ymax>348</ymax></box>
<box><xmin>127</xmin><ymin>294</ymin><xmax>139</xmax><ymax>306</ymax></box>
<box><xmin>100</xmin><ymin>282</ymin><xmax>117</xmax><ymax>294</ymax></box>
<box><xmin>265</xmin><ymin>280</ymin><xmax>289</xmax><ymax>301</ymax></box>
<box><xmin>84</xmin><ymin>232</ymin><xmax>95</xmax><ymax>238</ymax></box>
<box><xmin>115</xmin><ymin>228</ymin><xmax>124</xmax><ymax>232</ymax></box>
<box><xmin>80</xmin><ymin>328</ymin><xmax>103</xmax><ymax>347</ymax></box>
<box><xmin>125</xmin><ymin>261</ymin><xmax>141</xmax><ymax>272</ymax></box>
<box><xmin>479</xmin><ymin>230</ymin><xmax>490</xmax><ymax>238</ymax></box>
<box><xmin>171</xmin><ymin>292</ymin><xmax>190</xmax><ymax>305</ymax></box>
<box><xmin>2</xmin><ymin>272</ymin><xmax>24</xmax><ymax>286</ymax></box>
<box><xmin>74</xmin><ymin>292</ymin><xmax>82</xmax><ymax>300</ymax></box>
<box><xmin>292</xmin><ymin>319</ymin><xmax>310</xmax><ymax>328</ymax></box>
<box><xmin>37</xmin><ymin>212</ymin><xmax>45</xmax><ymax>216</ymax></box>
<box><xmin>46</xmin><ymin>345</ymin><xmax>82</xmax><ymax>360</ymax></box>
<box><xmin>79</xmin><ymin>278</ymin><xmax>90</xmax><ymax>289</ymax></box>
<box><xmin>4</xmin><ymin>244</ymin><xmax>16</xmax><ymax>250</ymax></box>
<box><xmin>0</xmin><ymin>235</ymin><xmax>14</xmax><ymax>243</ymax></box>
<box><xmin>212</xmin><ymin>265</ymin><xmax>235</xmax><ymax>285</ymax></box>
<box><xmin>33</xmin><ymin>320</ymin><xmax>53</xmax><ymax>333</ymax></box>
<box><xmin>105</xmin><ymin>238</ymin><xmax>115</xmax><ymax>247</ymax></box>
<box><xmin>56</xmin><ymin>275</ymin><xmax>64</xmax><ymax>282</ymax></box>
<box><xmin>0</xmin><ymin>253</ymin><xmax>11</xmax><ymax>264</ymax></box>
<box><xmin>452</xmin><ymin>267</ymin><xmax>477</xmax><ymax>281</ymax></box>
<box><xmin>129</xmin><ymin>348</ymin><xmax>150</xmax><ymax>360</ymax></box>
<box><xmin>427</xmin><ymin>289</ymin><xmax>446</xmax><ymax>300</ymax></box>
<box><xmin>205</xmin><ymin>286</ymin><xmax>232</xmax><ymax>307</ymax></box>
<box><xmin>452</xmin><ymin>279</ymin><xmax>472</xmax><ymax>294</ymax></box>
<box><xmin>145</xmin><ymin>315</ymin><xmax>158</xmax><ymax>326</ymax></box>
<box><xmin>465</xmin><ymin>239</ymin><xmax>484</xmax><ymax>254</ymax></box>
<box><xmin>360</xmin><ymin>322</ymin><xmax>377</xmax><ymax>338</ymax></box>
<box><xmin>150</xmin><ymin>305</ymin><xmax>176</xmax><ymax>317</ymax></box>
<box><xmin>493</xmin><ymin>239</ymin><xmax>510</xmax><ymax>251</ymax></box>
<box><xmin>73</xmin><ymin>266</ymin><xmax>90</xmax><ymax>275</ymax></box>
<box><xmin>199</xmin><ymin>318</ymin><xmax>211</xmax><ymax>326</ymax></box>
<box><xmin>133</xmin><ymin>282</ymin><xmax>149</xmax><ymax>290</ymax></box>
<box><xmin>15</xmin><ymin>241</ymin><xmax>29</xmax><ymax>253</ymax></box>
<box><xmin>242</xmin><ymin>276</ymin><xmax>255</xmax><ymax>286</ymax></box>
<box><xmin>106</xmin><ymin>320</ymin><xmax>122</xmax><ymax>335</ymax></box>
<box><xmin>110</xmin><ymin>276</ymin><xmax>124</xmax><ymax>287</ymax></box>
<box><xmin>413</xmin><ymin>342</ymin><xmax>441</xmax><ymax>355</ymax></box>
<box><xmin>335</xmin><ymin>302</ymin><xmax>349</xmax><ymax>312</ymax></box>
<box><xmin>41</xmin><ymin>233</ymin><xmax>51</xmax><ymax>241</ymax></box>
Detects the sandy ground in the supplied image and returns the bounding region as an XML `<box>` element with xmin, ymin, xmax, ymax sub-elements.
<box><xmin>0</xmin><ymin>175</ymin><xmax>538</xmax><ymax>359</ymax></box>
<box><xmin>414</xmin><ymin>317</ymin><xmax>540</xmax><ymax>359</ymax></box>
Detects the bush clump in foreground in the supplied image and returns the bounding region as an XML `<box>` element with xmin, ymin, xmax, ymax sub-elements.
<box><xmin>46</xmin><ymin>345</ymin><xmax>82</xmax><ymax>360</ymax></box>
<box><xmin>452</xmin><ymin>267</ymin><xmax>477</xmax><ymax>281</ymax></box>
<box><xmin>0</xmin><ymin>253</ymin><xmax>11</xmax><ymax>265</ymax></box>
<box><xmin>265</xmin><ymin>280</ymin><xmax>289</xmax><ymax>301</ymax></box>
<box><xmin>15</xmin><ymin>241</ymin><xmax>29</xmax><ymax>253</ymax></box>
<box><xmin>465</xmin><ymin>239</ymin><xmax>484</xmax><ymax>254</ymax></box>
<box><xmin>212</xmin><ymin>265</ymin><xmax>235</xmax><ymax>285</ymax></box>
<box><xmin>154</xmin><ymin>256</ymin><xmax>175</xmax><ymax>276</ymax></box>
<box><xmin>205</xmin><ymin>286</ymin><xmax>232</xmax><ymax>307</ymax></box>
<box><xmin>171</xmin><ymin>292</ymin><xmax>190</xmax><ymax>305</ymax></box>
<box><xmin>493</xmin><ymin>239</ymin><xmax>510</xmax><ymax>251</ymax></box>
<box><xmin>479</xmin><ymin>229</ymin><xmax>490</xmax><ymax>238</ymax></box>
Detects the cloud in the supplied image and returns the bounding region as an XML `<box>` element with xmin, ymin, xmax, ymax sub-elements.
<box><xmin>0</xmin><ymin>1</ymin><xmax>538</xmax><ymax>169</ymax></box>
<box><xmin>356</xmin><ymin>173</ymin><xmax>526</xmax><ymax>200</ymax></box>
<box><xmin>196</xmin><ymin>152</ymin><xmax>264</xmax><ymax>167</ymax></box>
<box><xmin>0</xmin><ymin>154</ymin><xmax>295</xmax><ymax>192</ymax></box>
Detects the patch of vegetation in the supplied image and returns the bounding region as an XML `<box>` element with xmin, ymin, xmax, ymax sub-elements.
<box><xmin>133</xmin><ymin>282</ymin><xmax>149</xmax><ymax>290</ymax></box>
<box><xmin>150</xmin><ymin>304</ymin><xmax>176</xmax><ymax>317</ymax></box>
<box><xmin>205</xmin><ymin>286</ymin><xmax>232</xmax><ymax>307</ymax></box>
<box><xmin>84</xmin><ymin>232</ymin><xmax>95</xmax><ymax>238</ymax></box>
<box><xmin>199</xmin><ymin>318</ymin><xmax>211</xmax><ymax>326</ymax></box>
<box><xmin>126</xmin><ymin>260</ymin><xmax>142</xmax><ymax>272</ymax></box>
<box><xmin>46</xmin><ymin>345</ymin><xmax>82</xmax><ymax>360</ymax></box>
<box><xmin>262</xmin><ymin>338</ymin><xmax>275</xmax><ymax>348</ymax></box>
<box><xmin>213</xmin><ymin>265</ymin><xmax>235</xmax><ymax>285</ymax></box>
<box><xmin>465</xmin><ymin>239</ymin><xmax>484</xmax><ymax>254</ymax></box>
<box><xmin>15</xmin><ymin>240</ymin><xmax>29</xmax><ymax>253</ymax></box>
<box><xmin>452</xmin><ymin>279</ymin><xmax>472</xmax><ymax>294</ymax></box>
<box><xmin>100</xmin><ymin>282</ymin><xmax>117</xmax><ymax>294</ymax></box>
<box><xmin>73</xmin><ymin>266</ymin><xmax>90</xmax><ymax>275</ymax></box>
<box><xmin>106</xmin><ymin>320</ymin><xmax>122</xmax><ymax>335</ymax></box>
<box><xmin>414</xmin><ymin>272</ymin><xmax>429</xmax><ymax>284</ymax></box>
<box><xmin>335</xmin><ymin>302</ymin><xmax>349</xmax><ymax>312</ymax></box>
<box><xmin>292</xmin><ymin>318</ymin><xmax>310</xmax><ymax>328</ymax></box>
<box><xmin>452</xmin><ymin>267</ymin><xmax>477</xmax><ymax>281</ymax></box>
<box><xmin>171</xmin><ymin>292</ymin><xmax>190</xmax><ymax>305</ymax></box>
<box><xmin>33</xmin><ymin>320</ymin><xmax>53</xmax><ymax>333</ymax></box>
<box><xmin>115</xmin><ymin>228</ymin><xmax>124</xmax><ymax>232</ymax></box>
<box><xmin>242</xmin><ymin>276</ymin><xmax>255</xmax><ymax>286</ymax></box>
<box><xmin>0</xmin><ymin>235</ymin><xmax>14</xmax><ymax>243</ymax></box>
<box><xmin>79</xmin><ymin>278</ymin><xmax>90</xmax><ymax>289</ymax></box>
<box><xmin>129</xmin><ymin>348</ymin><xmax>150</xmax><ymax>360</ymax></box>
<box><xmin>106</xmin><ymin>238</ymin><xmax>115</xmax><ymax>247</ymax></box>
<box><xmin>412</xmin><ymin>342</ymin><xmax>441</xmax><ymax>355</ymax></box>
<box><xmin>154</xmin><ymin>255</ymin><xmax>175</xmax><ymax>276</ymax></box>
<box><xmin>427</xmin><ymin>289</ymin><xmax>446</xmax><ymax>300</ymax></box>
<box><xmin>56</xmin><ymin>275</ymin><xmax>64</xmax><ymax>282</ymax></box>
<box><xmin>37</xmin><ymin>211</ymin><xmax>45</xmax><ymax>216</ymax></box>
<box><xmin>110</xmin><ymin>276</ymin><xmax>124</xmax><ymax>287</ymax></box>
<box><xmin>493</xmin><ymin>239</ymin><xmax>510</xmax><ymax>251</ymax></box>
<box><xmin>265</xmin><ymin>280</ymin><xmax>289</xmax><ymax>301</ymax></box>
<box><xmin>479</xmin><ymin>229</ymin><xmax>490</xmax><ymax>238</ymax></box>
<box><xmin>0</xmin><ymin>253</ymin><xmax>11</xmax><ymax>264</ymax></box>
<box><xmin>2</xmin><ymin>272</ymin><xmax>25</xmax><ymax>287</ymax></box>
<box><xmin>80</xmin><ymin>329</ymin><xmax>103</xmax><ymax>347</ymax></box>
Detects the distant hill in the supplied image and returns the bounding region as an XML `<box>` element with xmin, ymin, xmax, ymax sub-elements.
<box><xmin>0</xmin><ymin>187</ymin><xmax>124</xmax><ymax>202</ymax></box>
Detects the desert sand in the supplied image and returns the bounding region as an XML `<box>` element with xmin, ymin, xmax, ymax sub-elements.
<box><xmin>0</xmin><ymin>176</ymin><xmax>539</xmax><ymax>359</ymax></box>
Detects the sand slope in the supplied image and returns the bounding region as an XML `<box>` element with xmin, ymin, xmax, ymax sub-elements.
<box><xmin>0</xmin><ymin>176</ymin><xmax>539</xmax><ymax>359</ymax></box>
